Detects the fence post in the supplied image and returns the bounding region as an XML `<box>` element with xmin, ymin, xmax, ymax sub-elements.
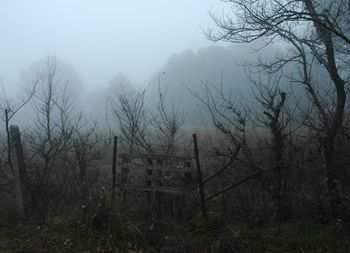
<box><xmin>10</xmin><ymin>125</ymin><xmax>28</xmax><ymax>216</ymax></box>
<box><xmin>112</xmin><ymin>136</ymin><xmax>118</xmax><ymax>202</ymax></box>
<box><xmin>192</xmin><ymin>133</ymin><xmax>206</xmax><ymax>217</ymax></box>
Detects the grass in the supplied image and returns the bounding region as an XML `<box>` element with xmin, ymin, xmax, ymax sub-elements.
<box><xmin>1</xmin><ymin>188</ymin><xmax>349</xmax><ymax>253</ymax></box>
<box><xmin>1</xmin><ymin>212</ymin><xmax>350</xmax><ymax>252</ymax></box>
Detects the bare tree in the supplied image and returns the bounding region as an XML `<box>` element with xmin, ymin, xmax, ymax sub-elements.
<box><xmin>249</xmin><ymin>72</ymin><xmax>298</xmax><ymax>220</ymax></box>
<box><xmin>109</xmin><ymin>85</ymin><xmax>152</xmax><ymax>154</ymax></box>
<box><xmin>72</xmin><ymin>114</ymin><xmax>106</xmax><ymax>182</ymax></box>
<box><xmin>188</xmin><ymin>71</ymin><xmax>300</xmax><ymax>220</ymax></box>
<box><xmin>151</xmin><ymin>81</ymin><xmax>185</xmax><ymax>155</ymax></box>
<box><xmin>208</xmin><ymin>0</ymin><xmax>350</xmax><ymax>219</ymax></box>
<box><xmin>183</xmin><ymin>79</ymin><xmax>247</xmax><ymax>154</ymax></box>
<box><xmin>27</xmin><ymin>55</ymin><xmax>76</xmax><ymax>210</ymax></box>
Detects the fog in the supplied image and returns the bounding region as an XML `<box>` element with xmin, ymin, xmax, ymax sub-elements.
<box><xmin>0</xmin><ymin>0</ymin><xmax>223</xmax><ymax>94</ymax></box>
<box><xmin>0</xmin><ymin>1</ymin><xmax>323</xmax><ymax>126</ymax></box>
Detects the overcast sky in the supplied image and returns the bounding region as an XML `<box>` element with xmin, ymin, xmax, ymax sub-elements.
<box><xmin>0</xmin><ymin>0</ymin><xmax>225</xmax><ymax>92</ymax></box>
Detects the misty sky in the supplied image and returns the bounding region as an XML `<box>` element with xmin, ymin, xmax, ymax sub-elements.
<box><xmin>0</xmin><ymin>0</ymin><xmax>224</xmax><ymax>93</ymax></box>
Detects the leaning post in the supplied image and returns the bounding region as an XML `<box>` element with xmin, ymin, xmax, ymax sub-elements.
<box><xmin>192</xmin><ymin>133</ymin><xmax>207</xmax><ymax>217</ymax></box>
<box><xmin>10</xmin><ymin>125</ymin><xmax>28</xmax><ymax>216</ymax></box>
<box><xmin>112</xmin><ymin>136</ymin><xmax>118</xmax><ymax>202</ymax></box>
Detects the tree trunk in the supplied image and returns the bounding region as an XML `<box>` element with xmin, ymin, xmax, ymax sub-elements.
<box><xmin>323</xmin><ymin>137</ymin><xmax>344</xmax><ymax>219</ymax></box>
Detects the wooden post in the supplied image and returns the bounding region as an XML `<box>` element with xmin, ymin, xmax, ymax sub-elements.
<box><xmin>112</xmin><ymin>136</ymin><xmax>118</xmax><ymax>201</ymax></box>
<box><xmin>192</xmin><ymin>133</ymin><xmax>206</xmax><ymax>217</ymax></box>
<box><xmin>10</xmin><ymin>125</ymin><xmax>28</xmax><ymax>216</ymax></box>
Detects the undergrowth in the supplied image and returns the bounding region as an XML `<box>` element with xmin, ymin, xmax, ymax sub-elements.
<box><xmin>1</xmin><ymin>188</ymin><xmax>349</xmax><ymax>253</ymax></box>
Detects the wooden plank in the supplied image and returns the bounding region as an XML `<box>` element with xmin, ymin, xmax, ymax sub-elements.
<box><xmin>118</xmin><ymin>152</ymin><xmax>192</xmax><ymax>162</ymax></box>
<box><xmin>118</xmin><ymin>184</ymin><xmax>186</xmax><ymax>194</ymax></box>
<box><xmin>116</xmin><ymin>151</ymin><xmax>194</xmax><ymax>197</ymax></box>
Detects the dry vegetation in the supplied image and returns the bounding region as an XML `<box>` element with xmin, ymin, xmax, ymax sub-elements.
<box><xmin>1</xmin><ymin>0</ymin><xmax>350</xmax><ymax>252</ymax></box>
